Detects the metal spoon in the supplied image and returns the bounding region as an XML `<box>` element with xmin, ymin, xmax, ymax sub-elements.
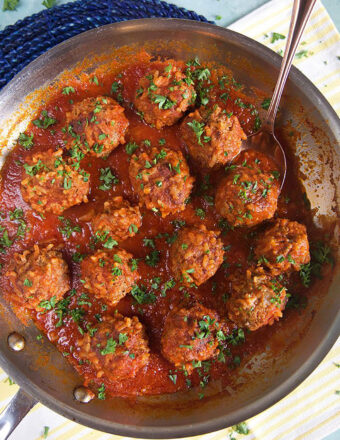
<box><xmin>244</xmin><ymin>0</ymin><xmax>317</xmax><ymax>188</ymax></box>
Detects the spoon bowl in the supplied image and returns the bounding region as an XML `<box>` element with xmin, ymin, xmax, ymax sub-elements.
<box><xmin>241</xmin><ymin>0</ymin><xmax>317</xmax><ymax>189</ymax></box>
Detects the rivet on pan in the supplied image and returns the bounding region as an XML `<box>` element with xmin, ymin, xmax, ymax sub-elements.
<box><xmin>73</xmin><ymin>386</ymin><xmax>95</xmax><ymax>403</ymax></box>
<box><xmin>7</xmin><ymin>332</ymin><xmax>25</xmax><ymax>351</ymax></box>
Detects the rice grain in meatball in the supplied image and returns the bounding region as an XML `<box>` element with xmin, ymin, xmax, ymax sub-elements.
<box><xmin>21</xmin><ymin>149</ymin><xmax>89</xmax><ymax>215</ymax></box>
<box><xmin>226</xmin><ymin>268</ymin><xmax>287</xmax><ymax>331</ymax></box>
<box><xmin>91</xmin><ymin>197</ymin><xmax>142</xmax><ymax>242</ymax></box>
<box><xmin>129</xmin><ymin>146</ymin><xmax>194</xmax><ymax>217</ymax></box>
<box><xmin>181</xmin><ymin>105</ymin><xmax>246</xmax><ymax>168</ymax></box>
<box><xmin>5</xmin><ymin>244</ymin><xmax>70</xmax><ymax>311</ymax></box>
<box><xmin>215</xmin><ymin>150</ymin><xmax>280</xmax><ymax>227</ymax></box>
<box><xmin>65</xmin><ymin>96</ymin><xmax>129</xmax><ymax>157</ymax></box>
<box><xmin>76</xmin><ymin>314</ymin><xmax>150</xmax><ymax>381</ymax></box>
<box><xmin>81</xmin><ymin>249</ymin><xmax>139</xmax><ymax>306</ymax></box>
<box><xmin>169</xmin><ymin>224</ymin><xmax>224</xmax><ymax>287</ymax></box>
<box><xmin>134</xmin><ymin>62</ymin><xmax>196</xmax><ymax>129</ymax></box>
<box><xmin>161</xmin><ymin>303</ymin><xmax>221</xmax><ymax>373</ymax></box>
<box><xmin>254</xmin><ymin>218</ymin><xmax>310</xmax><ymax>275</ymax></box>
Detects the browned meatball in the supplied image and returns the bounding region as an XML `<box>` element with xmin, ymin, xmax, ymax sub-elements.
<box><xmin>65</xmin><ymin>96</ymin><xmax>129</xmax><ymax>157</ymax></box>
<box><xmin>129</xmin><ymin>146</ymin><xmax>194</xmax><ymax>217</ymax></box>
<box><xmin>5</xmin><ymin>244</ymin><xmax>70</xmax><ymax>311</ymax></box>
<box><xmin>254</xmin><ymin>218</ymin><xmax>310</xmax><ymax>275</ymax></box>
<box><xmin>215</xmin><ymin>150</ymin><xmax>280</xmax><ymax>227</ymax></box>
<box><xmin>76</xmin><ymin>314</ymin><xmax>150</xmax><ymax>381</ymax></box>
<box><xmin>91</xmin><ymin>197</ymin><xmax>142</xmax><ymax>242</ymax></box>
<box><xmin>169</xmin><ymin>224</ymin><xmax>224</xmax><ymax>287</ymax></box>
<box><xmin>81</xmin><ymin>249</ymin><xmax>139</xmax><ymax>306</ymax></box>
<box><xmin>134</xmin><ymin>62</ymin><xmax>196</xmax><ymax>129</ymax></box>
<box><xmin>161</xmin><ymin>303</ymin><xmax>221</xmax><ymax>373</ymax></box>
<box><xmin>226</xmin><ymin>268</ymin><xmax>287</xmax><ymax>331</ymax></box>
<box><xmin>21</xmin><ymin>149</ymin><xmax>89</xmax><ymax>215</ymax></box>
<box><xmin>181</xmin><ymin>105</ymin><xmax>246</xmax><ymax>168</ymax></box>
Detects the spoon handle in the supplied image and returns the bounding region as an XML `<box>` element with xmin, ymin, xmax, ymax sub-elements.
<box><xmin>264</xmin><ymin>0</ymin><xmax>317</xmax><ymax>131</ymax></box>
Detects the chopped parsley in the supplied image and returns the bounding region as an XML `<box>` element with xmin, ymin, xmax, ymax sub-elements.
<box><xmin>271</xmin><ymin>32</ymin><xmax>285</xmax><ymax>43</ymax></box>
<box><xmin>169</xmin><ymin>374</ymin><xmax>177</xmax><ymax>384</ymax></box>
<box><xmin>33</xmin><ymin>110</ymin><xmax>56</xmax><ymax>129</ymax></box>
<box><xmin>125</xmin><ymin>142</ymin><xmax>139</xmax><ymax>155</ymax></box>
<box><xmin>97</xmin><ymin>384</ymin><xmax>106</xmax><ymax>400</ymax></box>
<box><xmin>42</xmin><ymin>0</ymin><xmax>56</xmax><ymax>8</ymax></box>
<box><xmin>233</xmin><ymin>421</ymin><xmax>249</xmax><ymax>435</ymax></box>
<box><xmin>99</xmin><ymin>167</ymin><xmax>119</xmax><ymax>191</ymax></box>
<box><xmin>299</xmin><ymin>241</ymin><xmax>334</xmax><ymax>287</ymax></box>
<box><xmin>18</xmin><ymin>132</ymin><xmax>34</xmax><ymax>150</ymax></box>
<box><xmin>145</xmin><ymin>249</ymin><xmax>160</xmax><ymax>267</ymax></box>
<box><xmin>195</xmin><ymin>208</ymin><xmax>206</xmax><ymax>219</ymax></box>
<box><xmin>42</xmin><ymin>426</ymin><xmax>50</xmax><ymax>438</ymax></box>
<box><xmin>62</xmin><ymin>86</ymin><xmax>75</xmax><ymax>95</ymax></box>
<box><xmin>261</xmin><ymin>97</ymin><xmax>271</xmax><ymax>110</ymax></box>
<box><xmin>58</xmin><ymin>216</ymin><xmax>81</xmax><ymax>238</ymax></box>
<box><xmin>131</xmin><ymin>284</ymin><xmax>156</xmax><ymax>304</ymax></box>
<box><xmin>3</xmin><ymin>0</ymin><xmax>19</xmax><ymax>11</ymax></box>
<box><xmin>152</xmin><ymin>94</ymin><xmax>176</xmax><ymax>110</ymax></box>
<box><xmin>187</xmin><ymin>120</ymin><xmax>205</xmax><ymax>146</ymax></box>
<box><xmin>101</xmin><ymin>337</ymin><xmax>117</xmax><ymax>355</ymax></box>
<box><xmin>39</xmin><ymin>295</ymin><xmax>58</xmax><ymax>311</ymax></box>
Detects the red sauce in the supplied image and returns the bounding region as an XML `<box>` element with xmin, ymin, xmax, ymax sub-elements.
<box><xmin>0</xmin><ymin>57</ymin><xmax>330</xmax><ymax>399</ymax></box>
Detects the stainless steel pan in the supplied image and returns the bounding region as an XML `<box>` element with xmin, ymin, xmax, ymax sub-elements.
<box><xmin>0</xmin><ymin>18</ymin><xmax>339</xmax><ymax>440</ymax></box>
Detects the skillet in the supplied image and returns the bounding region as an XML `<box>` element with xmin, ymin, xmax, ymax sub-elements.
<box><xmin>0</xmin><ymin>18</ymin><xmax>339</xmax><ymax>440</ymax></box>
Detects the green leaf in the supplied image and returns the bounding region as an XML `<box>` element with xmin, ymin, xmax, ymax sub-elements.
<box><xmin>234</xmin><ymin>421</ymin><xmax>249</xmax><ymax>435</ymax></box>
<box><xmin>3</xmin><ymin>0</ymin><xmax>19</xmax><ymax>11</ymax></box>
<box><xmin>43</xmin><ymin>426</ymin><xmax>50</xmax><ymax>438</ymax></box>
<box><xmin>125</xmin><ymin>142</ymin><xmax>139</xmax><ymax>155</ymax></box>
<box><xmin>271</xmin><ymin>32</ymin><xmax>286</xmax><ymax>43</ymax></box>
<box><xmin>187</xmin><ymin>119</ymin><xmax>205</xmax><ymax>146</ymax></box>
<box><xmin>62</xmin><ymin>86</ymin><xmax>75</xmax><ymax>95</ymax></box>
<box><xmin>33</xmin><ymin>110</ymin><xmax>56</xmax><ymax>129</ymax></box>
<box><xmin>261</xmin><ymin>98</ymin><xmax>271</xmax><ymax>110</ymax></box>
<box><xmin>100</xmin><ymin>337</ymin><xmax>117</xmax><ymax>355</ymax></box>
<box><xmin>99</xmin><ymin>167</ymin><xmax>119</xmax><ymax>190</ymax></box>
<box><xmin>18</xmin><ymin>132</ymin><xmax>34</xmax><ymax>150</ymax></box>
<box><xmin>98</xmin><ymin>384</ymin><xmax>106</xmax><ymax>400</ymax></box>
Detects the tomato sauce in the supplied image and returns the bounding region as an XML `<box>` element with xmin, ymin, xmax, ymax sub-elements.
<box><xmin>0</xmin><ymin>56</ymin><xmax>332</xmax><ymax>400</ymax></box>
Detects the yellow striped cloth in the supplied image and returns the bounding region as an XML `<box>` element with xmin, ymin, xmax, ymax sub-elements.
<box><xmin>1</xmin><ymin>0</ymin><xmax>340</xmax><ymax>439</ymax></box>
<box><xmin>229</xmin><ymin>0</ymin><xmax>340</xmax><ymax>115</ymax></box>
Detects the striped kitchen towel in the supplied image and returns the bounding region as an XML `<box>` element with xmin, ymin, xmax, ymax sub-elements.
<box><xmin>1</xmin><ymin>1</ymin><xmax>339</xmax><ymax>439</ymax></box>
<box><xmin>229</xmin><ymin>0</ymin><xmax>340</xmax><ymax>115</ymax></box>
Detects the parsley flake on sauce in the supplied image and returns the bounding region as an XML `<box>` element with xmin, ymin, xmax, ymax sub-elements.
<box><xmin>99</xmin><ymin>167</ymin><xmax>119</xmax><ymax>191</ymax></box>
<box><xmin>33</xmin><ymin>110</ymin><xmax>56</xmax><ymax>129</ymax></box>
<box><xmin>18</xmin><ymin>132</ymin><xmax>34</xmax><ymax>150</ymax></box>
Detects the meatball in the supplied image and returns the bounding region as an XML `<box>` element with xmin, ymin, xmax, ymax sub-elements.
<box><xmin>5</xmin><ymin>244</ymin><xmax>70</xmax><ymax>311</ymax></box>
<box><xmin>91</xmin><ymin>197</ymin><xmax>142</xmax><ymax>242</ymax></box>
<box><xmin>215</xmin><ymin>150</ymin><xmax>280</xmax><ymax>227</ymax></box>
<box><xmin>134</xmin><ymin>62</ymin><xmax>196</xmax><ymax>129</ymax></box>
<box><xmin>81</xmin><ymin>248</ymin><xmax>139</xmax><ymax>306</ymax></box>
<box><xmin>181</xmin><ymin>105</ymin><xmax>246</xmax><ymax>168</ymax></box>
<box><xmin>65</xmin><ymin>96</ymin><xmax>129</xmax><ymax>157</ymax></box>
<box><xmin>226</xmin><ymin>268</ymin><xmax>287</xmax><ymax>331</ymax></box>
<box><xmin>161</xmin><ymin>303</ymin><xmax>221</xmax><ymax>373</ymax></box>
<box><xmin>254</xmin><ymin>218</ymin><xmax>310</xmax><ymax>275</ymax></box>
<box><xmin>76</xmin><ymin>314</ymin><xmax>150</xmax><ymax>381</ymax></box>
<box><xmin>129</xmin><ymin>146</ymin><xmax>194</xmax><ymax>217</ymax></box>
<box><xmin>169</xmin><ymin>224</ymin><xmax>224</xmax><ymax>287</ymax></box>
<box><xmin>21</xmin><ymin>149</ymin><xmax>89</xmax><ymax>215</ymax></box>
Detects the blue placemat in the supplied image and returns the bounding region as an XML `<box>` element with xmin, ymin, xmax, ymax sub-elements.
<box><xmin>0</xmin><ymin>0</ymin><xmax>211</xmax><ymax>91</ymax></box>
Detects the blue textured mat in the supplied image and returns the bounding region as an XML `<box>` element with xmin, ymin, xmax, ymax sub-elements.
<box><xmin>0</xmin><ymin>0</ymin><xmax>211</xmax><ymax>90</ymax></box>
